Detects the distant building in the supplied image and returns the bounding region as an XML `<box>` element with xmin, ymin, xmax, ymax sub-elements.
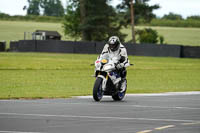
<box><xmin>31</xmin><ymin>30</ymin><xmax>62</xmax><ymax>40</ymax></box>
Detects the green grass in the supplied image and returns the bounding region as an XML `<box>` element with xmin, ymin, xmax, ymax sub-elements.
<box><xmin>0</xmin><ymin>52</ymin><xmax>200</xmax><ymax>99</ymax></box>
<box><xmin>1</xmin><ymin>20</ymin><xmax>200</xmax><ymax>48</ymax></box>
<box><xmin>122</xmin><ymin>26</ymin><xmax>200</xmax><ymax>46</ymax></box>
<box><xmin>0</xmin><ymin>20</ymin><xmax>70</xmax><ymax>48</ymax></box>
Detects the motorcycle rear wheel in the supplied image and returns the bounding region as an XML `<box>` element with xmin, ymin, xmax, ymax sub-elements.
<box><xmin>112</xmin><ymin>80</ymin><xmax>127</xmax><ymax>101</ymax></box>
<box><xmin>93</xmin><ymin>77</ymin><xmax>103</xmax><ymax>101</ymax></box>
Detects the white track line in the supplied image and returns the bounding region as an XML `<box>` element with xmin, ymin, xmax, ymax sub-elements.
<box><xmin>137</xmin><ymin>130</ymin><xmax>152</xmax><ymax>133</ymax></box>
<box><xmin>0</xmin><ymin>112</ymin><xmax>199</xmax><ymax>123</ymax></box>
<box><xmin>155</xmin><ymin>125</ymin><xmax>175</xmax><ymax>130</ymax></box>
<box><xmin>0</xmin><ymin>131</ymin><xmax>42</xmax><ymax>133</ymax></box>
<box><xmin>0</xmin><ymin>100</ymin><xmax>199</xmax><ymax>110</ymax></box>
<box><xmin>77</xmin><ymin>91</ymin><xmax>200</xmax><ymax>98</ymax></box>
<box><xmin>128</xmin><ymin>91</ymin><xmax>200</xmax><ymax>96</ymax></box>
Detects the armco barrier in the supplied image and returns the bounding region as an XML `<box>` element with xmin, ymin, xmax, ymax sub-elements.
<box><xmin>95</xmin><ymin>42</ymin><xmax>105</xmax><ymax>54</ymax></box>
<box><xmin>9</xmin><ymin>40</ymin><xmax>200</xmax><ymax>58</ymax></box>
<box><xmin>57</xmin><ymin>41</ymin><xmax>74</xmax><ymax>53</ymax></box>
<box><xmin>181</xmin><ymin>46</ymin><xmax>200</xmax><ymax>58</ymax></box>
<box><xmin>10</xmin><ymin>41</ymin><xmax>19</xmax><ymax>51</ymax></box>
<box><xmin>0</xmin><ymin>41</ymin><xmax>6</xmax><ymax>52</ymax></box>
<box><xmin>18</xmin><ymin>40</ymin><xmax>36</xmax><ymax>52</ymax></box>
<box><xmin>125</xmin><ymin>43</ymin><xmax>181</xmax><ymax>57</ymax></box>
<box><xmin>36</xmin><ymin>40</ymin><xmax>75</xmax><ymax>53</ymax></box>
<box><xmin>36</xmin><ymin>40</ymin><xmax>60</xmax><ymax>53</ymax></box>
<box><xmin>74</xmin><ymin>41</ymin><xmax>96</xmax><ymax>54</ymax></box>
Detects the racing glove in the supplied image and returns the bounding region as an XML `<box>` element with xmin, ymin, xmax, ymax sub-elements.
<box><xmin>115</xmin><ymin>62</ymin><xmax>124</xmax><ymax>70</ymax></box>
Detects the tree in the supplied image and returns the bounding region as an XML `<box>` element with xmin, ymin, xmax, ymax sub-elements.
<box><xmin>79</xmin><ymin>0</ymin><xmax>87</xmax><ymax>40</ymax></box>
<box><xmin>63</xmin><ymin>0</ymin><xmax>126</xmax><ymax>41</ymax></box>
<box><xmin>116</xmin><ymin>0</ymin><xmax>159</xmax><ymax>26</ymax></box>
<box><xmin>40</xmin><ymin>0</ymin><xmax>64</xmax><ymax>17</ymax></box>
<box><xmin>26</xmin><ymin>0</ymin><xmax>64</xmax><ymax>16</ymax></box>
<box><xmin>27</xmin><ymin>0</ymin><xmax>40</xmax><ymax>15</ymax></box>
<box><xmin>63</xmin><ymin>0</ymin><xmax>81</xmax><ymax>40</ymax></box>
<box><xmin>162</xmin><ymin>12</ymin><xmax>183</xmax><ymax>20</ymax></box>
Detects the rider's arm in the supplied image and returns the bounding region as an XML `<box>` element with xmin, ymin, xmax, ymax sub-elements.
<box><xmin>116</xmin><ymin>46</ymin><xmax>129</xmax><ymax>69</ymax></box>
<box><xmin>120</xmin><ymin>47</ymin><xmax>129</xmax><ymax>67</ymax></box>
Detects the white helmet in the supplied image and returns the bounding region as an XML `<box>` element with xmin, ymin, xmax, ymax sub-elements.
<box><xmin>108</xmin><ymin>36</ymin><xmax>120</xmax><ymax>51</ymax></box>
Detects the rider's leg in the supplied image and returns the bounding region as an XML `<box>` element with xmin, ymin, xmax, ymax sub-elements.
<box><xmin>120</xmin><ymin>68</ymin><xmax>127</xmax><ymax>92</ymax></box>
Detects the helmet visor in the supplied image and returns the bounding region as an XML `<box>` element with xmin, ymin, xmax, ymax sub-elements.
<box><xmin>109</xmin><ymin>43</ymin><xmax>118</xmax><ymax>51</ymax></box>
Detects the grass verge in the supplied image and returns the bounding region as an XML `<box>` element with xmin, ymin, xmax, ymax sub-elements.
<box><xmin>0</xmin><ymin>52</ymin><xmax>200</xmax><ymax>99</ymax></box>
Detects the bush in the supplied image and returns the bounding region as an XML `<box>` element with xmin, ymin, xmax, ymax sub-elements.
<box><xmin>136</xmin><ymin>28</ymin><xmax>158</xmax><ymax>44</ymax></box>
<box><xmin>159</xmin><ymin>35</ymin><xmax>164</xmax><ymax>44</ymax></box>
<box><xmin>162</xmin><ymin>12</ymin><xmax>183</xmax><ymax>20</ymax></box>
<box><xmin>135</xmin><ymin>28</ymin><xmax>165</xmax><ymax>44</ymax></box>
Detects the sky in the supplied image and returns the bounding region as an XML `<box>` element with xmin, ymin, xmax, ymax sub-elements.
<box><xmin>0</xmin><ymin>0</ymin><xmax>200</xmax><ymax>18</ymax></box>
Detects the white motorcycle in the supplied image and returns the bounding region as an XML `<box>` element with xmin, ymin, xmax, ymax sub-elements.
<box><xmin>93</xmin><ymin>54</ymin><xmax>130</xmax><ymax>101</ymax></box>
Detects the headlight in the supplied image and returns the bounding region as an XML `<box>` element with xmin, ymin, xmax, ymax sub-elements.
<box><xmin>103</xmin><ymin>64</ymin><xmax>113</xmax><ymax>71</ymax></box>
<box><xmin>95</xmin><ymin>63</ymin><xmax>101</xmax><ymax>69</ymax></box>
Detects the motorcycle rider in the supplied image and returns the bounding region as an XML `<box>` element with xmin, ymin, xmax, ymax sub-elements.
<box><xmin>98</xmin><ymin>36</ymin><xmax>130</xmax><ymax>92</ymax></box>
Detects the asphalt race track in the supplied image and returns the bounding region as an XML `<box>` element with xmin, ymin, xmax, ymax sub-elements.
<box><xmin>0</xmin><ymin>92</ymin><xmax>200</xmax><ymax>133</ymax></box>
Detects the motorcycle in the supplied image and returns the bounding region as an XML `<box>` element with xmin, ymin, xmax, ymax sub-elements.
<box><xmin>92</xmin><ymin>54</ymin><xmax>130</xmax><ymax>101</ymax></box>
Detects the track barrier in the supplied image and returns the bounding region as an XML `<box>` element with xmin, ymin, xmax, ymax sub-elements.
<box><xmin>8</xmin><ymin>40</ymin><xmax>200</xmax><ymax>58</ymax></box>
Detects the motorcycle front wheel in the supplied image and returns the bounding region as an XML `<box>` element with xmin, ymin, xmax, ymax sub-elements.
<box><xmin>93</xmin><ymin>77</ymin><xmax>103</xmax><ymax>101</ymax></box>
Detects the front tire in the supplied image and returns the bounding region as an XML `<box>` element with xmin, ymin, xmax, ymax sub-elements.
<box><xmin>93</xmin><ymin>77</ymin><xmax>103</xmax><ymax>101</ymax></box>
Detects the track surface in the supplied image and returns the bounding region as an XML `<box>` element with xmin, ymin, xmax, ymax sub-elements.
<box><xmin>0</xmin><ymin>92</ymin><xmax>200</xmax><ymax>133</ymax></box>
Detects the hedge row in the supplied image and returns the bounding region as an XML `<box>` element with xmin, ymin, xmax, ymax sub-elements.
<box><xmin>0</xmin><ymin>14</ymin><xmax>63</xmax><ymax>23</ymax></box>
<box><xmin>1</xmin><ymin>13</ymin><xmax>200</xmax><ymax>27</ymax></box>
<box><xmin>149</xmin><ymin>19</ymin><xmax>200</xmax><ymax>28</ymax></box>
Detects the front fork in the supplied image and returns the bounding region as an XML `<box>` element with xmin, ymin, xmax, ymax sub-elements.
<box><xmin>97</xmin><ymin>74</ymin><xmax>108</xmax><ymax>91</ymax></box>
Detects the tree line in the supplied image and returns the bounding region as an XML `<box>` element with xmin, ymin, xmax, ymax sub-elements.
<box><xmin>63</xmin><ymin>0</ymin><xmax>160</xmax><ymax>41</ymax></box>
<box><xmin>24</xmin><ymin>0</ymin><xmax>159</xmax><ymax>41</ymax></box>
<box><xmin>25</xmin><ymin>0</ymin><xmax>64</xmax><ymax>17</ymax></box>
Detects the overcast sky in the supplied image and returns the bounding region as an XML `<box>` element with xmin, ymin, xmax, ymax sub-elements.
<box><xmin>0</xmin><ymin>0</ymin><xmax>200</xmax><ymax>18</ymax></box>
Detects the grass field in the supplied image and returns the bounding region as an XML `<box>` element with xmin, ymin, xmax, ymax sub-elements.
<box><xmin>0</xmin><ymin>20</ymin><xmax>67</xmax><ymax>48</ymax></box>
<box><xmin>0</xmin><ymin>52</ymin><xmax>200</xmax><ymax>99</ymax></box>
<box><xmin>1</xmin><ymin>20</ymin><xmax>200</xmax><ymax>47</ymax></box>
<box><xmin>122</xmin><ymin>26</ymin><xmax>200</xmax><ymax>45</ymax></box>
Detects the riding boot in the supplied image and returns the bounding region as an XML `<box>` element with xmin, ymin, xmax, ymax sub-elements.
<box><xmin>120</xmin><ymin>79</ymin><xmax>127</xmax><ymax>92</ymax></box>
